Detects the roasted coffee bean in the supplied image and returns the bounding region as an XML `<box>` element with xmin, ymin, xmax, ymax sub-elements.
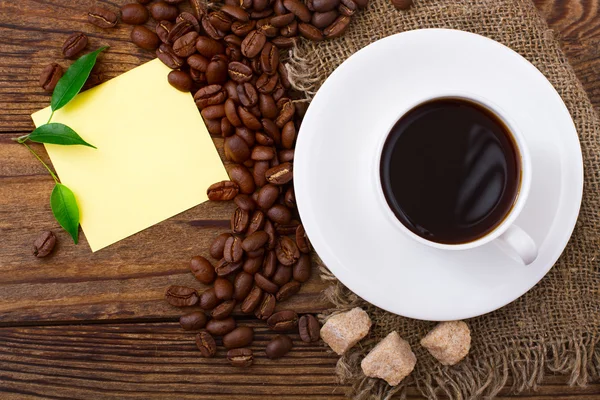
<box><xmin>354</xmin><ymin>0</ymin><xmax>369</xmax><ymax>8</ymax></box>
<box><xmin>164</xmin><ymin>0</ymin><xmax>186</xmax><ymax>3</ymax></box>
<box><xmin>266</xmin><ymin>334</ymin><xmax>293</xmax><ymax>359</ymax></box>
<box><xmin>227</xmin><ymin>62</ymin><xmax>252</xmax><ymax>84</ymax></box>
<box><xmin>280</xmin><ymin>121</ymin><xmax>296</xmax><ymax>149</ymax></box>
<box><xmin>177</xmin><ymin>12</ymin><xmax>201</xmax><ymax>32</ymax></box>
<box><xmin>293</xmin><ymin>253</ymin><xmax>312</xmax><ymax>282</ymax></box>
<box><xmin>195</xmin><ymin>84</ymin><xmax>226</xmax><ymax>109</ymax></box>
<box><xmin>241</xmin><ymin>286</ymin><xmax>263</xmax><ymax>313</ymax></box>
<box><xmin>202</xmin><ymin>104</ymin><xmax>226</xmax><ymax>120</ymax></box>
<box><xmin>255</xmin><ymin>184</ymin><xmax>278</xmax><ymax>209</ymax></box>
<box><xmin>311</xmin><ymin>10</ymin><xmax>338</xmax><ymax>28</ymax></box>
<box><xmin>268</xmin><ymin>310</ymin><xmax>298</xmax><ymax>331</ymax></box>
<box><xmin>313</xmin><ymin>0</ymin><xmax>340</xmax><ymax>12</ymax></box>
<box><xmin>255</xmin><ymin>293</ymin><xmax>276</xmax><ymax>319</ymax></box>
<box><xmin>246</xmin><ymin>210</ymin><xmax>266</xmax><ymax>235</ymax></box>
<box><xmin>324</xmin><ymin>15</ymin><xmax>351</xmax><ymax>37</ymax></box>
<box><xmin>215</xmin><ymin>258</ymin><xmax>243</xmax><ymax>276</ymax></box>
<box><xmin>187</xmin><ymin>54</ymin><xmax>209</xmax><ymax>72</ymax></box>
<box><xmin>259</xmin><ymin>42</ymin><xmax>279</xmax><ymax>75</ymax></box>
<box><xmin>235</xmin><ymin>127</ymin><xmax>256</xmax><ymax>147</ymax></box>
<box><xmin>180</xmin><ymin>311</ymin><xmax>208</xmax><ymax>330</ymax></box>
<box><xmin>264</xmin><ymin>219</ymin><xmax>277</xmax><ymax>249</ymax></box>
<box><xmin>250</xmin><ymin>146</ymin><xmax>275</xmax><ymax>161</ymax></box>
<box><xmin>243</xmin><ymin>254</ymin><xmax>263</xmax><ymax>274</ymax></box>
<box><xmin>253</xmin><ymin>160</ymin><xmax>270</xmax><ymax>187</ymax></box>
<box><xmin>195</xmin><ymin>330</ymin><xmax>217</xmax><ymax>357</ymax></box>
<box><xmin>167</xmin><ymin>70</ymin><xmax>193</xmax><ymax>91</ymax></box>
<box><xmin>131</xmin><ymin>26</ymin><xmax>160</xmax><ymax>50</ymax></box>
<box><xmin>190</xmin><ymin>256</ymin><xmax>216</xmax><ymax>284</ymax></box>
<box><xmin>255</xmin><ymin>272</ymin><xmax>279</xmax><ymax>293</ymax></box>
<box><xmin>274</xmin><ymin>0</ymin><xmax>288</xmax><ymax>14</ymax></box>
<box><xmin>271</xmin><ymin>36</ymin><xmax>298</xmax><ymax>49</ymax></box>
<box><xmin>391</xmin><ymin>0</ymin><xmax>412</xmax><ymax>10</ymax></box>
<box><xmin>221</xmin><ymin>4</ymin><xmax>250</xmax><ymax>21</ymax></box>
<box><xmin>228</xmin><ymin>164</ymin><xmax>256</xmax><ymax>194</ymax></box>
<box><xmin>201</xmin><ymin>16</ymin><xmax>225</xmax><ymax>40</ymax></box>
<box><xmin>234</xmin><ymin>194</ymin><xmax>256</xmax><ymax>212</ymax></box>
<box><xmin>237</xmin><ymin>83</ymin><xmax>259</xmax><ymax>107</ymax></box>
<box><xmin>62</xmin><ymin>32</ymin><xmax>88</xmax><ymax>58</ymax></box>
<box><xmin>298</xmin><ymin>22</ymin><xmax>323</xmax><ymax>41</ymax></box>
<box><xmin>228</xmin><ymin>348</ymin><xmax>253</xmax><ymax>367</ymax></box>
<box><xmin>276</xmin><ymin>280</ymin><xmax>301</xmax><ymax>301</ymax></box>
<box><xmin>262</xmin><ymin>250</ymin><xmax>277</xmax><ymax>277</ymax></box>
<box><xmin>283</xmin><ymin>0</ymin><xmax>311</xmax><ymax>22</ymax></box>
<box><xmin>295</xmin><ymin>225</ymin><xmax>311</xmax><ymax>253</ymax></box>
<box><xmin>39</xmin><ymin>64</ymin><xmax>63</xmax><ymax>93</ymax></box>
<box><xmin>157</xmin><ymin>43</ymin><xmax>184</xmax><ymax>69</ymax></box>
<box><xmin>261</xmin><ymin>118</ymin><xmax>281</xmax><ymax>144</ymax></box>
<box><xmin>247</xmin><ymin>247</ymin><xmax>265</xmax><ymax>257</ymax></box>
<box><xmin>156</xmin><ymin>20</ymin><xmax>174</xmax><ymax>43</ymax></box>
<box><xmin>121</xmin><ymin>3</ymin><xmax>149</xmax><ymax>24</ymax></box>
<box><xmin>231</xmin><ymin>208</ymin><xmax>250</xmax><ymax>234</ymax></box>
<box><xmin>225</xmin><ymin>99</ymin><xmax>243</xmax><ymax>127</ymax></box>
<box><xmin>267</xmin><ymin>204</ymin><xmax>292</xmax><ymax>224</ymax></box>
<box><xmin>206</xmin><ymin>317</ymin><xmax>236</xmax><ymax>335</ymax></box>
<box><xmin>221</xmin><ymin>118</ymin><xmax>234</xmax><ymax>137</ymax></box>
<box><xmin>138</xmin><ymin>0</ymin><xmax>153</xmax><ymax>3</ymax></box>
<box><xmin>242</xmin><ymin>231</ymin><xmax>269</xmax><ymax>252</ymax></box>
<box><xmin>265</xmin><ymin>162</ymin><xmax>293</xmax><ymax>185</ymax></box>
<box><xmin>232</xmin><ymin>20</ymin><xmax>256</xmax><ymax>37</ymax></box>
<box><xmin>258</xmin><ymin>93</ymin><xmax>277</xmax><ymax>119</ymax></box>
<box><xmin>88</xmin><ymin>6</ymin><xmax>119</xmax><ymax>28</ymax></box>
<box><xmin>283</xmin><ymin>187</ymin><xmax>296</xmax><ymax>209</ymax></box>
<box><xmin>270</xmin><ymin>13</ymin><xmax>295</xmax><ymax>28</ymax></box>
<box><xmin>190</xmin><ymin>0</ymin><xmax>207</xmax><ymax>19</ymax></box>
<box><xmin>214</xmin><ymin>277</ymin><xmax>235</xmax><ymax>301</ymax></box>
<box><xmin>299</xmin><ymin>314</ymin><xmax>321</xmax><ymax>342</ymax></box>
<box><xmin>208</xmin><ymin>11</ymin><xmax>233</xmax><ymax>32</ymax></box>
<box><xmin>255</xmin><ymin>133</ymin><xmax>274</xmax><ymax>147</ymax></box>
<box><xmin>212</xmin><ymin>299</ymin><xmax>236</xmax><ymax>319</ymax></box>
<box><xmin>173</xmin><ymin>31</ymin><xmax>199</xmax><ymax>57</ymax></box>
<box><xmin>149</xmin><ymin>1</ymin><xmax>178</xmax><ymax>21</ymax></box>
<box><xmin>275</xmin><ymin>221</ymin><xmax>300</xmax><ymax>236</ymax></box>
<box><xmin>200</xmin><ymin>287</ymin><xmax>220</xmax><ymax>309</ymax></box>
<box><xmin>338</xmin><ymin>2</ymin><xmax>355</xmax><ymax>16</ymax></box>
<box><xmin>280</xmin><ymin>20</ymin><xmax>298</xmax><ymax>37</ymax></box>
<box><xmin>257</xmin><ymin>19</ymin><xmax>278</xmax><ymax>37</ymax></box>
<box><xmin>241</xmin><ymin>30</ymin><xmax>267</xmax><ymax>58</ymax></box>
<box><xmin>272</xmin><ymin>264</ymin><xmax>292</xmax><ymax>286</ymax></box>
<box><xmin>250</xmin><ymin>6</ymin><xmax>274</xmax><ymax>17</ymax></box>
<box><xmin>32</xmin><ymin>231</ymin><xmax>56</xmax><ymax>257</ymax></box>
<box><xmin>195</xmin><ymin>37</ymin><xmax>225</xmax><ymax>58</ymax></box>
<box><xmin>168</xmin><ymin>20</ymin><xmax>194</xmax><ymax>43</ymax></box>
<box><xmin>224</xmin><ymin>235</ymin><xmax>244</xmax><ymax>262</ymax></box>
<box><xmin>238</xmin><ymin>106</ymin><xmax>262</xmax><ymax>130</ymax></box>
<box><xmin>207</xmin><ymin>180</ymin><xmax>239</xmax><ymax>201</ymax></box>
<box><xmin>223</xmin><ymin>326</ymin><xmax>254</xmax><ymax>349</ymax></box>
<box><xmin>205</xmin><ymin>118</ymin><xmax>222</xmax><ymax>135</ymax></box>
<box><xmin>210</xmin><ymin>233</ymin><xmax>231</xmax><ymax>259</ymax></box>
<box><xmin>276</xmin><ymin>236</ymin><xmax>300</xmax><ymax>266</ymax></box>
<box><xmin>256</xmin><ymin>73</ymin><xmax>278</xmax><ymax>94</ymax></box>
<box><xmin>165</xmin><ymin>285</ymin><xmax>199</xmax><ymax>307</ymax></box>
<box><xmin>233</xmin><ymin>271</ymin><xmax>254</xmax><ymax>301</ymax></box>
<box><xmin>270</xmin><ymin>152</ymin><xmax>281</xmax><ymax>168</ymax></box>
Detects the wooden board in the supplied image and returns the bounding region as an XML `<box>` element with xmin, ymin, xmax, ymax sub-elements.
<box><xmin>0</xmin><ymin>0</ymin><xmax>599</xmax><ymax>398</ymax></box>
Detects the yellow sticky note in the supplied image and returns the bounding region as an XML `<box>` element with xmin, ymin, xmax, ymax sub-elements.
<box><xmin>32</xmin><ymin>59</ymin><xmax>228</xmax><ymax>252</ymax></box>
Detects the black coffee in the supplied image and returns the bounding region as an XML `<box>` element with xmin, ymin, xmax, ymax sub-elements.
<box><xmin>380</xmin><ymin>98</ymin><xmax>521</xmax><ymax>244</ymax></box>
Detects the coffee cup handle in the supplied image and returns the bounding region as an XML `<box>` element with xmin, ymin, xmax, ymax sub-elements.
<box><xmin>495</xmin><ymin>225</ymin><xmax>538</xmax><ymax>265</ymax></box>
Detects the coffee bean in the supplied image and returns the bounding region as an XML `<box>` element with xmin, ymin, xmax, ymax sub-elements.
<box><xmin>255</xmin><ymin>293</ymin><xmax>276</xmax><ymax>319</ymax></box>
<box><xmin>138</xmin><ymin>0</ymin><xmax>153</xmax><ymax>3</ymax></box>
<box><xmin>239</xmin><ymin>286</ymin><xmax>262</xmax><ymax>314</ymax></box>
<box><xmin>224</xmin><ymin>235</ymin><xmax>244</xmax><ymax>262</ymax></box>
<box><xmin>270</xmin><ymin>13</ymin><xmax>296</xmax><ymax>28</ymax></box>
<box><xmin>232</xmin><ymin>20</ymin><xmax>256</xmax><ymax>37</ymax></box>
<box><xmin>272</xmin><ymin>264</ymin><xmax>292</xmax><ymax>286</ymax></box>
<box><xmin>221</xmin><ymin>4</ymin><xmax>250</xmax><ymax>21</ymax></box>
<box><xmin>264</xmin><ymin>219</ymin><xmax>277</xmax><ymax>250</ymax></box>
<box><xmin>258</xmin><ymin>93</ymin><xmax>278</xmax><ymax>119</ymax></box>
<box><xmin>228</xmin><ymin>164</ymin><xmax>256</xmax><ymax>194</ymax></box>
<box><xmin>165</xmin><ymin>285</ymin><xmax>199</xmax><ymax>307</ymax></box>
<box><xmin>338</xmin><ymin>2</ymin><xmax>355</xmax><ymax>16</ymax></box>
<box><xmin>168</xmin><ymin>20</ymin><xmax>194</xmax><ymax>43</ymax></box>
<box><xmin>167</xmin><ymin>70</ymin><xmax>193</xmax><ymax>91</ymax></box>
<box><xmin>324</xmin><ymin>15</ymin><xmax>350</xmax><ymax>38</ymax></box>
<box><xmin>266</xmin><ymin>334</ymin><xmax>293</xmax><ymax>359</ymax></box>
<box><xmin>223</xmin><ymin>326</ymin><xmax>254</xmax><ymax>349</ymax></box>
<box><xmin>173</xmin><ymin>31</ymin><xmax>199</xmax><ymax>57</ymax></box>
<box><xmin>313</xmin><ymin>0</ymin><xmax>340</xmax><ymax>12</ymax></box>
<box><xmin>233</xmin><ymin>271</ymin><xmax>254</xmax><ymax>301</ymax></box>
<box><xmin>237</xmin><ymin>83</ymin><xmax>259</xmax><ymax>107</ymax></box>
<box><xmin>177</xmin><ymin>12</ymin><xmax>201</xmax><ymax>32</ymax></box>
<box><xmin>241</xmin><ymin>30</ymin><xmax>267</xmax><ymax>58</ymax></box>
<box><xmin>254</xmin><ymin>184</ymin><xmax>277</xmax><ymax>209</ymax></box>
<box><xmin>212</xmin><ymin>299</ymin><xmax>236</xmax><ymax>319</ymax></box>
<box><xmin>236</xmin><ymin>127</ymin><xmax>256</xmax><ymax>147</ymax></box>
<box><xmin>354</xmin><ymin>0</ymin><xmax>369</xmax><ymax>8</ymax></box>
<box><xmin>195</xmin><ymin>330</ymin><xmax>217</xmax><ymax>357</ymax></box>
<box><xmin>121</xmin><ymin>3</ymin><xmax>149</xmax><ymax>24</ymax></box>
<box><xmin>240</xmin><ymin>232</ymin><xmax>267</xmax><ymax>253</ymax></box>
<box><xmin>190</xmin><ymin>0</ymin><xmax>208</xmax><ymax>19</ymax></box>
<box><xmin>243</xmin><ymin>254</ymin><xmax>263</xmax><ymax>275</ymax></box>
<box><xmin>62</xmin><ymin>32</ymin><xmax>88</xmax><ymax>58</ymax></box>
<box><xmin>276</xmin><ymin>280</ymin><xmax>301</xmax><ymax>301</ymax></box>
<box><xmin>256</xmin><ymin>73</ymin><xmax>278</xmax><ymax>94</ymax></box>
<box><xmin>280</xmin><ymin>20</ymin><xmax>298</xmax><ymax>37</ymax></box>
<box><xmin>88</xmin><ymin>6</ymin><xmax>119</xmax><ymax>28</ymax></box>
<box><xmin>190</xmin><ymin>256</ymin><xmax>216</xmax><ymax>284</ymax></box>
<box><xmin>223</xmin><ymin>101</ymin><xmax>242</xmax><ymax>128</ymax></box>
<box><xmin>227</xmin><ymin>61</ymin><xmax>253</xmax><ymax>83</ymax></box>
<box><xmin>226</xmin><ymin>131</ymin><xmax>251</xmax><ymax>159</ymax></box>
<box><xmin>227</xmin><ymin>348</ymin><xmax>254</xmax><ymax>367</ymax></box>
<box><xmin>298</xmin><ymin>314</ymin><xmax>321</xmax><ymax>342</ymax></box>
<box><xmin>200</xmin><ymin>287</ymin><xmax>220</xmax><ymax>309</ymax></box>
<box><xmin>311</xmin><ymin>10</ymin><xmax>339</xmax><ymax>28</ymax></box>
<box><xmin>265</xmin><ymin>162</ymin><xmax>293</xmax><ymax>185</ymax></box>
<box><xmin>231</xmin><ymin>208</ymin><xmax>250</xmax><ymax>234</ymax></box>
<box><xmin>258</xmin><ymin>42</ymin><xmax>278</xmax><ymax>76</ymax></box>
<box><xmin>156</xmin><ymin>20</ymin><xmax>174</xmax><ymax>43</ymax></box>
<box><xmin>283</xmin><ymin>187</ymin><xmax>296</xmax><ymax>209</ymax></box>
<box><xmin>131</xmin><ymin>26</ymin><xmax>160</xmax><ymax>50</ymax></box>
<box><xmin>215</xmin><ymin>258</ymin><xmax>243</xmax><ymax>276</ymax></box>
<box><xmin>187</xmin><ymin>55</ymin><xmax>208</xmax><ymax>73</ymax></box>
<box><xmin>210</xmin><ymin>233</ymin><xmax>231</xmax><ymax>259</ymax></box>
<box><xmin>207</xmin><ymin>180</ymin><xmax>239</xmax><ymax>201</ymax></box>
<box><xmin>283</xmin><ymin>0</ymin><xmax>311</xmax><ymax>22</ymax></box>
<box><xmin>195</xmin><ymin>84</ymin><xmax>226</xmax><ymax>109</ymax></box>
<box><xmin>293</xmin><ymin>253</ymin><xmax>312</xmax><ymax>282</ymax></box>
<box><xmin>208</xmin><ymin>11</ymin><xmax>233</xmax><ymax>31</ymax></box>
<box><xmin>214</xmin><ymin>277</ymin><xmax>234</xmax><ymax>300</ymax></box>
<box><xmin>260</xmin><ymin>250</ymin><xmax>276</xmax><ymax>278</ymax></box>
<box><xmin>267</xmin><ymin>204</ymin><xmax>292</xmax><ymax>225</ymax></box>
<box><xmin>257</xmin><ymin>19</ymin><xmax>278</xmax><ymax>37</ymax></box>
<box><xmin>274</xmin><ymin>0</ymin><xmax>288</xmax><ymax>14</ymax></box>
<box><xmin>202</xmin><ymin>104</ymin><xmax>226</xmax><ymax>120</ymax></box>
<box><xmin>276</xmin><ymin>236</ymin><xmax>300</xmax><ymax>266</ymax></box>
<box><xmin>261</xmin><ymin>118</ymin><xmax>281</xmax><ymax>145</ymax></box>
<box><xmin>245</xmin><ymin>210</ymin><xmax>265</xmax><ymax>236</ymax></box>
<box><xmin>249</xmin><ymin>145</ymin><xmax>275</xmax><ymax>161</ymax></box>
<box><xmin>206</xmin><ymin>317</ymin><xmax>236</xmax><ymax>335</ymax></box>
<box><xmin>206</xmin><ymin>54</ymin><xmax>229</xmax><ymax>84</ymax></box>
<box><xmin>32</xmin><ymin>231</ymin><xmax>57</xmax><ymax>257</ymax></box>
<box><xmin>157</xmin><ymin>43</ymin><xmax>184</xmax><ymax>69</ymax></box>
<box><xmin>238</xmin><ymin>106</ymin><xmax>262</xmax><ymax>130</ymax></box>
<box><xmin>164</xmin><ymin>0</ymin><xmax>186</xmax><ymax>3</ymax></box>
<box><xmin>149</xmin><ymin>2</ymin><xmax>178</xmax><ymax>21</ymax></box>
<box><xmin>300</xmin><ymin>22</ymin><xmax>325</xmax><ymax>42</ymax></box>
<box><xmin>268</xmin><ymin>310</ymin><xmax>298</xmax><ymax>331</ymax></box>
<box><xmin>201</xmin><ymin>16</ymin><xmax>225</xmax><ymax>40</ymax></box>
<box><xmin>275</xmin><ymin>221</ymin><xmax>300</xmax><ymax>236</ymax></box>
<box><xmin>281</xmin><ymin>121</ymin><xmax>296</xmax><ymax>149</ymax></box>
<box><xmin>271</xmin><ymin>36</ymin><xmax>298</xmax><ymax>49</ymax></box>
<box><xmin>295</xmin><ymin>225</ymin><xmax>312</xmax><ymax>253</ymax></box>
<box><xmin>196</xmin><ymin>36</ymin><xmax>225</xmax><ymax>58</ymax></box>
<box><xmin>255</xmin><ymin>272</ymin><xmax>279</xmax><ymax>293</ymax></box>
<box><xmin>180</xmin><ymin>311</ymin><xmax>208</xmax><ymax>330</ymax></box>
<box><xmin>234</xmin><ymin>194</ymin><xmax>256</xmax><ymax>212</ymax></box>
<box><xmin>39</xmin><ymin>63</ymin><xmax>63</xmax><ymax>93</ymax></box>
<box><xmin>391</xmin><ymin>0</ymin><xmax>412</xmax><ymax>10</ymax></box>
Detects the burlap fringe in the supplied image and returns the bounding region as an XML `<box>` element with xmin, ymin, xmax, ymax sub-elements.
<box><xmin>318</xmin><ymin>263</ymin><xmax>600</xmax><ymax>400</ymax></box>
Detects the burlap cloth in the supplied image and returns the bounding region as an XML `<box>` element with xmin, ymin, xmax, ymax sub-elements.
<box><xmin>285</xmin><ymin>0</ymin><xmax>600</xmax><ymax>399</ymax></box>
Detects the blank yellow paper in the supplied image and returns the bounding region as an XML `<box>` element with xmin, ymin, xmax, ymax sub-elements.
<box><xmin>32</xmin><ymin>59</ymin><xmax>228</xmax><ymax>252</ymax></box>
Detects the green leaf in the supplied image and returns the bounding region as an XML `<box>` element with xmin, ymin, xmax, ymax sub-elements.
<box><xmin>29</xmin><ymin>123</ymin><xmax>96</xmax><ymax>148</ymax></box>
<box><xmin>50</xmin><ymin>183</ymin><xmax>80</xmax><ymax>244</ymax></box>
<box><xmin>51</xmin><ymin>46</ymin><xmax>108</xmax><ymax>112</ymax></box>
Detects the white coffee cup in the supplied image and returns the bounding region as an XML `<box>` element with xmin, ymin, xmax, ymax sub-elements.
<box><xmin>374</xmin><ymin>92</ymin><xmax>538</xmax><ymax>265</ymax></box>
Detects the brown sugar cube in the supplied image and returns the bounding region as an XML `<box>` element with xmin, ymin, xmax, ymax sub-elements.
<box><xmin>320</xmin><ymin>307</ymin><xmax>371</xmax><ymax>355</ymax></box>
<box><xmin>420</xmin><ymin>321</ymin><xmax>471</xmax><ymax>366</ymax></box>
<box><xmin>360</xmin><ymin>331</ymin><xmax>416</xmax><ymax>386</ymax></box>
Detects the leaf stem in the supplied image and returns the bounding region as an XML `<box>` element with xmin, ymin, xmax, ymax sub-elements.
<box><xmin>15</xmin><ymin>134</ymin><xmax>30</xmax><ymax>143</ymax></box>
<box><xmin>22</xmin><ymin>142</ymin><xmax>59</xmax><ymax>184</ymax></box>
<box><xmin>47</xmin><ymin>111</ymin><xmax>55</xmax><ymax>124</ymax></box>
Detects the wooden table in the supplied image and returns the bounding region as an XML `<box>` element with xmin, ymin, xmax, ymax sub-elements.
<box><xmin>0</xmin><ymin>1</ymin><xmax>599</xmax><ymax>398</ymax></box>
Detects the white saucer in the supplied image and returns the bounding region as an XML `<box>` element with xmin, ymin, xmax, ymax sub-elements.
<box><xmin>294</xmin><ymin>29</ymin><xmax>583</xmax><ymax>321</ymax></box>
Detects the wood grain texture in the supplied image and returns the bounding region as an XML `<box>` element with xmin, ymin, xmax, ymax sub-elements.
<box><xmin>0</xmin><ymin>0</ymin><xmax>599</xmax><ymax>398</ymax></box>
